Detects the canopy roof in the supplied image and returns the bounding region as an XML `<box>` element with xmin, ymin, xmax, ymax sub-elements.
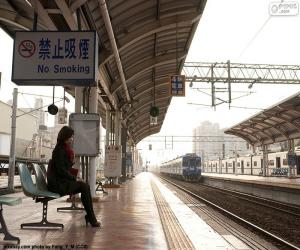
<box><xmin>0</xmin><ymin>0</ymin><xmax>206</xmax><ymax>144</ymax></box>
<box><xmin>225</xmin><ymin>92</ymin><xmax>300</xmax><ymax>147</ymax></box>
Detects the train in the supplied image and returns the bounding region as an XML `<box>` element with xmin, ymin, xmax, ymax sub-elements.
<box><xmin>203</xmin><ymin>149</ymin><xmax>300</xmax><ymax>176</ymax></box>
<box><xmin>160</xmin><ymin>153</ymin><xmax>202</xmax><ymax>181</ymax></box>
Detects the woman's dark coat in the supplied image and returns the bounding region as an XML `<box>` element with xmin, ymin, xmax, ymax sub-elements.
<box><xmin>47</xmin><ymin>143</ymin><xmax>77</xmax><ymax>195</ymax></box>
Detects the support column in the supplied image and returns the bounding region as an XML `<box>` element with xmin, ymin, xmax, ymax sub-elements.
<box><xmin>121</xmin><ymin>127</ymin><xmax>127</xmax><ymax>182</ymax></box>
<box><xmin>287</xmin><ymin>139</ymin><xmax>295</xmax><ymax>178</ymax></box>
<box><xmin>8</xmin><ymin>88</ymin><xmax>18</xmax><ymax>192</ymax></box>
<box><xmin>115</xmin><ymin>111</ymin><xmax>122</xmax><ymax>184</ymax></box>
<box><xmin>88</xmin><ymin>87</ymin><xmax>98</xmax><ymax>197</ymax></box>
<box><xmin>251</xmin><ymin>145</ymin><xmax>256</xmax><ymax>175</ymax></box>
<box><xmin>74</xmin><ymin>87</ymin><xmax>83</xmax><ymax>173</ymax></box>
<box><xmin>105</xmin><ymin>110</ymin><xmax>111</xmax><ymax>145</ymax></box>
<box><xmin>262</xmin><ymin>144</ymin><xmax>268</xmax><ymax>177</ymax></box>
<box><xmin>114</xmin><ymin>111</ymin><xmax>121</xmax><ymax>145</ymax></box>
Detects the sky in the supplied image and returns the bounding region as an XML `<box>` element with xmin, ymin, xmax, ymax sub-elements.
<box><xmin>139</xmin><ymin>0</ymin><xmax>300</xmax><ymax>162</ymax></box>
<box><xmin>1</xmin><ymin>0</ymin><xmax>300</xmax><ymax>163</ymax></box>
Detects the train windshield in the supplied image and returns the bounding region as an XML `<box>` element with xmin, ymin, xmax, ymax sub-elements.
<box><xmin>183</xmin><ymin>157</ymin><xmax>201</xmax><ymax>167</ymax></box>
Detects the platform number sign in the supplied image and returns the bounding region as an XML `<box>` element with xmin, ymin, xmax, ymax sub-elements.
<box><xmin>170</xmin><ymin>75</ymin><xmax>185</xmax><ymax>96</ymax></box>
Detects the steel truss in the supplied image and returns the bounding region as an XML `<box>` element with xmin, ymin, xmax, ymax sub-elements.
<box><xmin>183</xmin><ymin>61</ymin><xmax>300</xmax><ymax>84</ymax></box>
<box><xmin>183</xmin><ymin>61</ymin><xmax>300</xmax><ymax>108</ymax></box>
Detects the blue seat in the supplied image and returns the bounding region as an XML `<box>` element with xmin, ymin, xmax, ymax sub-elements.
<box><xmin>18</xmin><ymin>163</ymin><xmax>63</xmax><ymax>229</ymax></box>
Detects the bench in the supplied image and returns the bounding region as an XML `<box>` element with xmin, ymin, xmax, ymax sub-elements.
<box><xmin>271</xmin><ymin>168</ymin><xmax>289</xmax><ymax>176</ymax></box>
<box><xmin>96</xmin><ymin>180</ymin><xmax>108</xmax><ymax>194</ymax></box>
<box><xmin>18</xmin><ymin>163</ymin><xmax>63</xmax><ymax>229</ymax></box>
<box><xmin>0</xmin><ymin>196</ymin><xmax>22</xmax><ymax>244</ymax></box>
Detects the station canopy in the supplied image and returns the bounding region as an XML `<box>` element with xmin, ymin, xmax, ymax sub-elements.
<box><xmin>225</xmin><ymin>92</ymin><xmax>300</xmax><ymax>147</ymax></box>
<box><xmin>0</xmin><ymin>0</ymin><xmax>206</xmax><ymax>144</ymax></box>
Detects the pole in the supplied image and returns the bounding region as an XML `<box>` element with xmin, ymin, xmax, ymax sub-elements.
<box><xmin>88</xmin><ymin>87</ymin><xmax>98</xmax><ymax>197</ymax></box>
<box><xmin>8</xmin><ymin>88</ymin><xmax>18</xmax><ymax>192</ymax></box>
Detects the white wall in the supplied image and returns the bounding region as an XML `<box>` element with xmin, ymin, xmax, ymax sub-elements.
<box><xmin>0</xmin><ymin>133</ymin><xmax>10</xmax><ymax>155</ymax></box>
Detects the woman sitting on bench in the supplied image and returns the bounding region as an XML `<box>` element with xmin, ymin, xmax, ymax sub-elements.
<box><xmin>47</xmin><ymin>126</ymin><xmax>100</xmax><ymax>227</ymax></box>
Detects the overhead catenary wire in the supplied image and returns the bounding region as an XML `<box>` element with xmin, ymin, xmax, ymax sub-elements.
<box><xmin>188</xmin><ymin>102</ymin><xmax>265</xmax><ymax>110</ymax></box>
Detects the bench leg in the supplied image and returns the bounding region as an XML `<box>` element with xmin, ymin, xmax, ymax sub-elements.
<box><xmin>0</xmin><ymin>205</ymin><xmax>20</xmax><ymax>244</ymax></box>
<box><xmin>21</xmin><ymin>201</ymin><xmax>63</xmax><ymax>229</ymax></box>
<box><xmin>96</xmin><ymin>182</ymin><xmax>108</xmax><ymax>195</ymax></box>
<box><xmin>57</xmin><ymin>195</ymin><xmax>84</xmax><ymax>212</ymax></box>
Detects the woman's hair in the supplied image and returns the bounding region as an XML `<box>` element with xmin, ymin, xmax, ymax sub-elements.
<box><xmin>57</xmin><ymin>126</ymin><xmax>74</xmax><ymax>144</ymax></box>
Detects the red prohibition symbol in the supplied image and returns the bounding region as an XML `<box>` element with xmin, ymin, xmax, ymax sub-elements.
<box><xmin>18</xmin><ymin>40</ymin><xmax>36</xmax><ymax>58</ymax></box>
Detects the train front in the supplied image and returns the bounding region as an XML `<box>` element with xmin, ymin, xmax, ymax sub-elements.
<box><xmin>182</xmin><ymin>154</ymin><xmax>201</xmax><ymax>181</ymax></box>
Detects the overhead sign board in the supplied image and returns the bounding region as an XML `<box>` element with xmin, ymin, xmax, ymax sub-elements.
<box><xmin>12</xmin><ymin>31</ymin><xmax>98</xmax><ymax>86</ymax></box>
<box><xmin>170</xmin><ymin>75</ymin><xmax>185</xmax><ymax>96</ymax></box>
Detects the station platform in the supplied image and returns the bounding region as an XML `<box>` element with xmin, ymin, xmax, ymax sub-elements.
<box><xmin>202</xmin><ymin>172</ymin><xmax>300</xmax><ymax>206</ymax></box>
<box><xmin>0</xmin><ymin>172</ymin><xmax>248</xmax><ymax>250</ymax></box>
<box><xmin>202</xmin><ymin>172</ymin><xmax>300</xmax><ymax>190</ymax></box>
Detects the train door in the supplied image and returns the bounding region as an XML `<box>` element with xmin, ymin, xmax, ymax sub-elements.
<box><xmin>297</xmin><ymin>156</ymin><xmax>300</xmax><ymax>175</ymax></box>
<box><xmin>241</xmin><ymin>160</ymin><xmax>244</xmax><ymax>174</ymax></box>
<box><xmin>226</xmin><ymin>162</ymin><xmax>228</xmax><ymax>173</ymax></box>
<box><xmin>276</xmin><ymin>157</ymin><xmax>281</xmax><ymax>168</ymax></box>
<box><xmin>260</xmin><ymin>159</ymin><xmax>263</xmax><ymax>175</ymax></box>
<box><xmin>233</xmin><ymin>161</ymin><xmax>235</xmax><ymax>173</ymax></box>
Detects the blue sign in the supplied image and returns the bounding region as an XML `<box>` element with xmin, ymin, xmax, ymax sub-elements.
<box><xmin>170</xmin><ymin>75</ymin><xmax>185</xmax><ymax>96</ymax></box>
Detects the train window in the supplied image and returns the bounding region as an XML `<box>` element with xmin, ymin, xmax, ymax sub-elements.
<box><xmin>183</xmin><ymin>158</ymin><xmax>188</xmax><ymax>166</ymax></box>
<box><xmin>283</xmin><ymin>159</ymin><xmax>288</xmax><ymax>165</ymax></box>
<box><xmin>189</xmin><ymin>159</ymin><xmax>196</xmax><ymax>166</ymax></box>
<box><xmin>269</xmin><ymin>160</ymin><xmax>274</xmax><ymax>166</ymax></box>
<box><xmin>253</xmin><ymin>161</ymin><xmax>257</xmax><ymax>166</ymax></box>
<box><xmin>246</xmin><ymin>162</ymin><xmax>250</xmax><ymax>167</ymax></box>
<box><xmin>237</xmin><ymin>163</ymin><xmax>240</xmax><ymax>167</ymax></box>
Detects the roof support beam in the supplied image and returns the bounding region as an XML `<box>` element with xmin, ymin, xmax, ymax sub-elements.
<box><xmin>29</xmin><ymin>0</ymin><xmax>57</xmax><ymax>30</ymax></box>
<box><xmin>98</xmin><ymin>0</ymin><xmax>131</xmax><ymax>103</ymax></box>
<box><xmin>54</xmin><ymin>0</ymin><xmax>78</xmax><ymax>30</ymax></box>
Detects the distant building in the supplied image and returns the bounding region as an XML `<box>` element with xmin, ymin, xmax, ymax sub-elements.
<box><xmin>34</xmin><ymin>98</ymin><xmax>48</xmax><ymax>125</ymax></box>
<box><xmin>0</xmin><ymin>100</ymin><xmax>39</xmax><ymax>158</ymax></box>
<box><xmin>192</xmin><ymin>121</ymin><xmax>250</xmax><ymax>160</ymax></box>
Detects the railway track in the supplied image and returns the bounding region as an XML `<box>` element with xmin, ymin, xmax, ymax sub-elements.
<box><xmin>199</xmin><ymin>183</ymin><xmax>300</xmax><ymax>217</ymax></box>
<box><xmin>160</xmin><ymin>176</ymin><xmax>300</xmax><ymax>250</ymax></box>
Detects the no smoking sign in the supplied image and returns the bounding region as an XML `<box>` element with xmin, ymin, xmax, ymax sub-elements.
<box><xmin>18</xmin><ymin>40</ymin><xmax>35</xmax><ymax>58</ymax></box>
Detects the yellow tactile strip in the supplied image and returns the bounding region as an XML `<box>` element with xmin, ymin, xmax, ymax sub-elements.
<box><xmin>151</xmin><ymin>180</ymin><xmax>195</xmax><ymax>250</ymax></box>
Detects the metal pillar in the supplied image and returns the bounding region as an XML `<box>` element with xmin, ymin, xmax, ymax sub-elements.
<box><xmin>121</xmin><ymin>127</ymin><xmax>127</xmax><ymax>181</ymax></box>
<box><xmin>105</xmin><ymin>110</ymin><xmax>110</xmax><ymax>145</ymax></box>
<box><xmin>114</xmin><ymin>111</ymin><xmax>121</xmax><ymax>145</ymax></box>
<box><xmin>88</xmin><ymin>87</ymin><xmax>98</xmax><ymax>197</ymax></box>
<box><xmin>287</xmin><ymin>139</ymin><xmax>295</xmax><ymax>177</ymax></box>
<box><xmin>262</xmin><ymin>144</ymin><xmax>268</xmax><ymax>177</ymax></box>
<box><xmin>8</xmin><ymin>88</ymin><xmax>18</xmax><ymax>192</ymax></box>
<box><xmin>115</xmin><ymin>111</ymin><xmax>123</xmax><ymax>183</ymax></box>
<box><xmin>74</xmin><ymin>87</ymin><xmax>83</xmax><ymax>173</ymax></box>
